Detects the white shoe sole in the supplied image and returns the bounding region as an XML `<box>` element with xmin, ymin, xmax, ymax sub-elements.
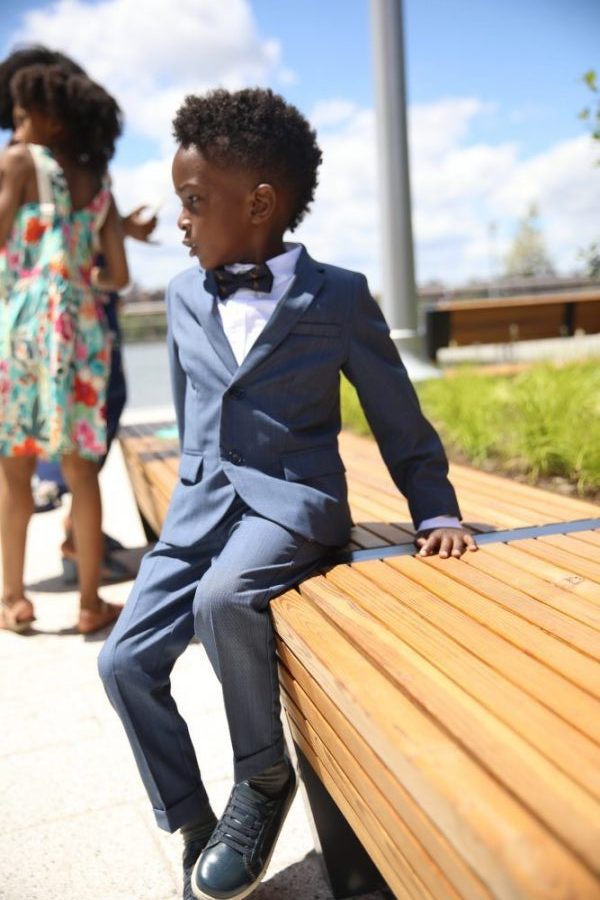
<box><xmin>191</xmin><ymin>778</ymin><xmax>298</xmax><ymax>900</ymax></box>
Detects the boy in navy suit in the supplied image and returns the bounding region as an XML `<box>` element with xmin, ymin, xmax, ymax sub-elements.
<box><xmin>99</xmin><ymin>88</ymin><xmax>476</xmax><ymax>900</ymax></box>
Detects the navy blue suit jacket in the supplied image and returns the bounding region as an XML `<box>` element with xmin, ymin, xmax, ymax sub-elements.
<box><xmin>161</xmin><ymin>246</ymin><xmax>460</xmax><ymax>547</ymax></box>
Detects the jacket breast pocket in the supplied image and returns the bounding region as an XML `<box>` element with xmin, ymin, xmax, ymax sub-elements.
<box><xmin>178</xmin><ymin>450</ymin><xmax>203</xmax><ymax>485</ymax></box>
<box><xmin>289</xmin><ymin>322</ymin><xmax>341</xmax><ymax>338</ymax></box>
<box><xmin>281</xmin><ymin>446</ymin><xmax>345</xmax><ymax>482</ymax></box>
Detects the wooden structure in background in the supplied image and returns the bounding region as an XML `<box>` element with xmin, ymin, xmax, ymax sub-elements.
<box><xmin>425</xmin><ymin>289</ymin><xmax>600</xmax><ymax>360</ymax></box>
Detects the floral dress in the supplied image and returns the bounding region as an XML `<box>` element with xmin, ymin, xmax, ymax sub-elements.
<box><xmin>0</xmin><ymin>144</ymin><xmax>111</xmax><ymax>461</ymax></box>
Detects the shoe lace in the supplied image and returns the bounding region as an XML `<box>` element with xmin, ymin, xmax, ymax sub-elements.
<box><xmin>213</xmin><ymin>789</ymin><xmax>272</xmax><ymax>857</ymax></box>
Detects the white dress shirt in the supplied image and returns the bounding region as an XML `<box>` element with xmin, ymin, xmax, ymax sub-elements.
<box><xmin>215</xmin><ymin>242</ymin><xmax>461</xmax><ymax>535</ymax></box>
<box><xmin>217</xmin><ymin>242</ymin><xmax>302</xmax><ymax>366</ymax></box>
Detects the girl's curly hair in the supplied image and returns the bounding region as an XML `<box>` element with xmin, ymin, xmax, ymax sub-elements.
<box><xmin>173</xmin><ymin>88</ymin><xmax>322</xmax><ymax>232</ymax></box>
<box><xmin>11</xmin><ymin>63</ymin><xmax>122</xmax><ymax>175</ymax></box>
<box><xmin>0</xmin><ymin>44</ymin><xmax>85</xmax><ymax>130</ymax></box>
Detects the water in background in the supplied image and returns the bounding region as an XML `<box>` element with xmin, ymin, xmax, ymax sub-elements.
<box><xmin>122</xmin><ymin>341</ymin><xmax>172</xmax><ymax>410</ymax></box>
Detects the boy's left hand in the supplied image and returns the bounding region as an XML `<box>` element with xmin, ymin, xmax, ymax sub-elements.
<box><xmin>415</xmin><ymin>527</ymin><xmax>477</xmax><ymax>559</ymax></box>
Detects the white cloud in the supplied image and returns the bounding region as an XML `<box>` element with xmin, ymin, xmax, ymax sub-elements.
<box><xmin>8</xmin><ymin>0</ymin><xmax>285</xmax><ymax>151</ymax></box>
<box><xmin>310</xmin><ymin>100</ymin><xmax>361</xmax><ymax>130</ymax></box>
<box><xmin>5</xmin><ymin>1</ymin><xmax>599</xmax><ymax>290</ymax></box>
<box><xmin>491</xmin><ymin>135</ymin><xmax>600</xmax><ymax>270</ymax></box>
<box><xmin>409</xmin><ymin>97</ymin><xmax>494</xmax><ymax>159</ymax></box>
<box><xmin>301</xmin><ymin>97</ymin><xmax>600</xmax><ymax>289</ymax></box>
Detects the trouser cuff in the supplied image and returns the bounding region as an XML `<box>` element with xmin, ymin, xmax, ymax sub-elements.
<box><xmin>153</xmin><ymin>784</ymin><xmax>211</xmax><ymax>833</ymax></box>
<box><xmin>234</xmin><ymin>739</ymin><xmax>285</xmax><ymax>784</ymax></box>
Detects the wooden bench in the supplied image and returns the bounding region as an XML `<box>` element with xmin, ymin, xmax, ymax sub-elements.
<box><xmin>424</xmin><ymin>289</ymin><xmax>600</xmax><ymax>361</ymax></box>
<box><xmin>119</xmin><ymin>423</ymin><xmax>600</xmax><ymax>899</ymax></box>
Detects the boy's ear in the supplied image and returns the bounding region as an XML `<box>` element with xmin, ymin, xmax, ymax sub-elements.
<box><xmin>250</xmin><ymin>183</ymin><xmax>277</xmax><ymax>223</ymax></box>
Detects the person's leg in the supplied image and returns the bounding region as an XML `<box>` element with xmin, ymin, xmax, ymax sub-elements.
<box><xmin>98</xmin><ymin>539</ymin><xmax>220</xmax><ymax>832</ymax></box>
<box><xmin>194</xmin><ymin>513</ymin><xmax>327</xmax><ymax>783</ymax></box>
<box><xmin>101</xmin><ymin>319</ymin><xmax>127</xmax><ymax>468</ymax></box>
<box><xmin>0</xmin><ymin>456</ymin><xmax>37</xmax><ymax>629</ymax></box>
<box><xmin>191</xmin><ymin>512</ymin><xmax>328</xmax><ymax>899</ymax></box>
<box><xmin>60</xmin><ymin>452</ymin><xmax>119</xmax><ymax>630</ymax></box>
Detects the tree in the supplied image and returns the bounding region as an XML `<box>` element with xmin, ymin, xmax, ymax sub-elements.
<box><xmin>578</xmin><ymin>70</ymin><xmax>600</xmax><ymax>279</ymax></box>
<box><xmin>504</xmin><ymin>204</ymin><xmax>556</xmax><ymax>278</ymax></box>
<box><xmin>578</xmin><ymin>242</ymin><xmax>600</xmax><ymax>279</ymax></box>
<box><xmin>579</xmin><ymin>69</ymin><xmax>600</xmax><ymax>153</ymax></box>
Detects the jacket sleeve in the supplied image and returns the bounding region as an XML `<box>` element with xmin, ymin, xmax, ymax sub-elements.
<box><xmin>166</xmin><ymin>283</ymin><xmax>186</xmax><ymax>447</ymax></box>
<box><xmin>341</xmin><ymin>273</ymin><xmax>461</xmax><ymax>527</ymax></box>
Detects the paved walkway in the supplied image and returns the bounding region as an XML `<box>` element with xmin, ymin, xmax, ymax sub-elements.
<box><xmin>0</xmin><ymin>424</ymin><xmax>386</xmax><ymax>899</ymax></box>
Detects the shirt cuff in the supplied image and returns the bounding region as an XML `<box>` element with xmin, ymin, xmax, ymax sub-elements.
<box><xmin>417</xmin><ymin>515</ymin><xmax>462</xmax><ymax>533</ymax></box>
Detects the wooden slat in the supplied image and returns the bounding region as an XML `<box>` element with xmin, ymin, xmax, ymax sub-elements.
<box><xmin>482</xmin><ymin>543</ymin><xmax>600</xmax><ymax>611</ymax></box>
<box><xmin>349</xmin><ymin>474</ymin><xmax>553</xmax><ymax>530</ymax></box>
<box><xmin>510</xmin><ymin>535</ymin><xmax>600</xmax><ymax>584</ymax></box>
<box><xmin>568</xmin><ymin>531</ymin><xmax>600</xmax><ymax>549</ymax></box>
<box><xmin>431</xmin><ymin>289</ymin><xmax>600</xmax><ymax>313</ymax></box>
<box><xmin>536</xmin><ymin>533</ymin><xmax>599</xmax><ymax>565</ymax></box>
<box><xmin>275</xmin><ymin>642</ymin><xmax>490</xmax><ymax>899</ymax></box>
<box><xmin>298</xmin><ymin>575</ymin><xmax>600</xmax><ymax>872</ymax></box>
<box><xmin>356</xmin><ymin>520</ymin><xmax>416</xmax><ymax>545</ymax></box>
<box><xmin>443</xmin><ymin>469</ymin><xmax>600</xmax><ymax>523</ymax></box>
<box><xmin>338</xmin><ymin>431</ymin><xmax>600</xmax><ymax>523</ymax></box>
<box><xmin>273</xmin><ymin>589</ymin><xmax>599</xmax><ymax>897</ymax></box>
<box><xmin>424</xmin><ymin>551</ymin><xmax>600</xmax><ymax>660</ymax></box>
<box><xmin>285</xmin><ymin>715</ymin><xmax>417</xmax><ymax>899</ymax></box>
<box><xmin>383</xmin><ymin>557</ymin><xmax>600</xmax><ymax>739</ymax></box>
<box><xmin>322</xmin><ymin>564</ymin><xmax>600</xmax><ymax>795</ymax></box>
<box><xmin>345</xmin><ymin>453</ymin><xmax>594</xmax><ymax>528</ymax></box>
<box><xmin>281</xmin><ymin>680</ymin><xmax>437</xmax><ymax>899</ymax></box>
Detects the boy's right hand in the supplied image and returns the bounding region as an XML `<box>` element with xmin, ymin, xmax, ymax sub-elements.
<box><xmin>415</xmin><ymin>527</ymin><xmax>478</xmax><ymax>559</ymax></box>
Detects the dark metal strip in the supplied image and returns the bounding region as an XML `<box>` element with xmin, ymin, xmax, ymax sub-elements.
<box><xmin>326</xmin><ymin>518</ymin><xmax>600</xmax><ymax>565</ymax></box>
<box><xmin>138</xmin><ymin>448</ymin><xmax>179</xmax><ymax>463</ymax></box>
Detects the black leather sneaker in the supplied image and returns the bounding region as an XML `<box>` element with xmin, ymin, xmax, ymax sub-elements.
<box><xmin>182</xmin><ymin>835</ymin><xmax>212</xmax><ymax>900</ymax></box>
<box><xmin>192</xmin><ymin>761</ymin><xmax>297</xmax><ymax>899</ymax></box>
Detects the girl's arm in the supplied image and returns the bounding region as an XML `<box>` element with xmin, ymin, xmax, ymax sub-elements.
<box><xmin>0</xmin><ymin>144</ymin><xmax>31</xmax><ymax>247</ymax></box>
<box><xmin>92</xmin><ymin>195</ymin><xmax>129</xmax><ymax>291</ymax></box>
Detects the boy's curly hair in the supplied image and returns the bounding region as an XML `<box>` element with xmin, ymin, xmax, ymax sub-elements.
<box><xmin>173</xmin><ymin>88</ymin><xmax>322</xmax><ymax>231</ymax></box>
<box><xmin>0</xmin><ymin>44</ymin><xmax>85</xmax><ymax>130</ymax></box>
<box><xmin>10</xmin><ymin>63</ymin><xmax>122</xmax><ymax>175</ymax></box>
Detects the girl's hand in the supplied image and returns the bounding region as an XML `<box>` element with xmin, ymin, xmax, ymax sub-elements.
<box><xmin>122</xmin><ymin>204</ymin><xmax>159</xmax><ymax>243</ymax></box>
<box><xmin>415</xmin><ymin>527</ymin><xmax>478</xmax><ymax>559</ymax></box>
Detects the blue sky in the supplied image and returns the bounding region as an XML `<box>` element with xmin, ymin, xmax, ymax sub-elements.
<box><xmin>1</xmin><ymin>0</ymin><xmax>599</xmax><ymax>289</ymax></box>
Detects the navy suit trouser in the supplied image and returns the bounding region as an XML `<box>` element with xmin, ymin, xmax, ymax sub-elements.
<box><xmin>98</xmin><ymin>495</ymin><xmax>327</xmax><ymax>832</ymax></box>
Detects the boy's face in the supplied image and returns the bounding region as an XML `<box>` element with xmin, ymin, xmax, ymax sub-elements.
<box><xmin>172</xmin><ymin>144</ymin><xmax>259</xmax><ymax>270</ymax></box>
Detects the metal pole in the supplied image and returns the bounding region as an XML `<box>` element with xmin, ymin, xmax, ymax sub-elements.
<box><xmin>370</xmin><ymin>0</ymin><xmax>419</xmax><ymax>351</ymax></box>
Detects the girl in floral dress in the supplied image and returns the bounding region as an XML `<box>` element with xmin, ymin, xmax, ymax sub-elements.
<box><xmin>0</xmin><ymin>64</ymin><xmax>128</xmax><ymax>633</ymax></box>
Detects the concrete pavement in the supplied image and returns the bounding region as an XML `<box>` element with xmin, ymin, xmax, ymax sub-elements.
<box><xmin>0</xmin><ymin>420</ymin><xmax>386</xmax><ymax>900</ymax></box>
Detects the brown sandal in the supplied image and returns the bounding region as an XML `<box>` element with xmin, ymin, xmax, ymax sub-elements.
<box><xmin>1</xmin><ymin>598</ymin><xmax>36</xmax><ymax>633</ymax></box>
<box><xmin>77</xmin><ymin>601</ymin><xmax>122</xmax><ymax>635</ymax></box>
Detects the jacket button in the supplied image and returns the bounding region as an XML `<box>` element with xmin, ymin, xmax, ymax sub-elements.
<box><xmin>228</xmin><ymin>449</ymin><xmax>244</xmax><ymax>465</ymax></box>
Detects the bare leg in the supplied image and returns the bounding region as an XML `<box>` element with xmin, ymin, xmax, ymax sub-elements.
<box><xmin>60</xmin><ymin>453</ymin><xmax>104</xmax><ymax>608</ymax></box>
<box><xmin>60</xmin><ymin>453</ymin><xmax>121</xmax><ymax>632</ymax></box>
<box><xmin>0</xmin><ymin>456</ymin><xmax>37</xmax><ymax>628</ymax></box>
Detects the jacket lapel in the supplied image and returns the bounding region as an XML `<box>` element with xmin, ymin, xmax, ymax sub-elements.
<box><xmin>191</xmin><ymin>268</ymin><xmax>238</xmax><ymax>375</ymax></box>
<box><xmin>232</xmin><ymin>247</ymin><xmax>325</xmax><ymax>383</ymax></box>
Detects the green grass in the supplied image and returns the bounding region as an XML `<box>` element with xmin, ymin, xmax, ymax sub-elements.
<box><xmin>340</xmin><ymin>360</ymin><xmax>600</xmax><ymax>496</ymax></box>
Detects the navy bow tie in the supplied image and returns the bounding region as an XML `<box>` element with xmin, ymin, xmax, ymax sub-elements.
<box><xmin>204</xmin><ymin>263</ymin><xmax>274</xmax><ymax>300</ymax></box>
